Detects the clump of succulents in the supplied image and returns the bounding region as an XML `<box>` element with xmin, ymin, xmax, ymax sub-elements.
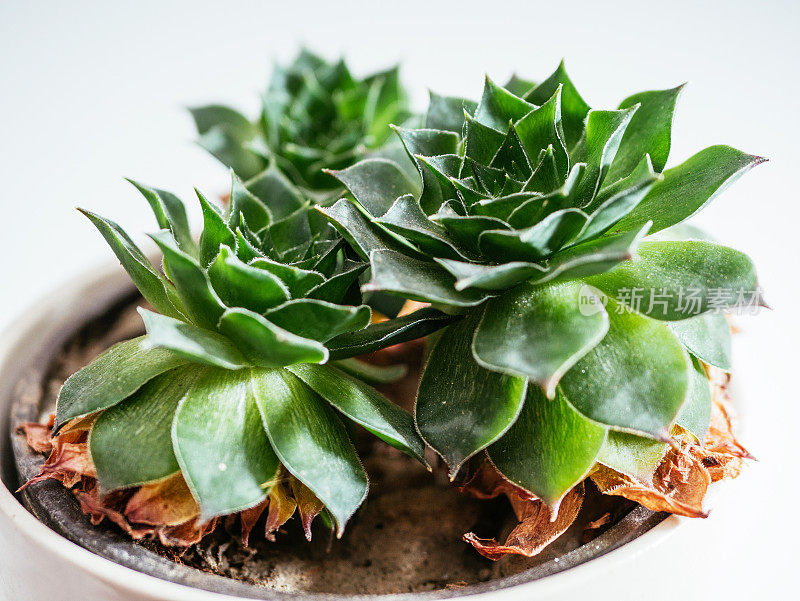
<box><xmin>321</xmin><ymin>63</ymin><xmax>764</xmax><ymax>553</ymax></box>
<box><xmin>48</xmin><ymin>172</ymin><xmax>446</xmax><ymax>540</ymax></box>
<box><xmin>191</xmin><ymin>49</ymin><xmax>410</xmax><ymax>193</ymax></box>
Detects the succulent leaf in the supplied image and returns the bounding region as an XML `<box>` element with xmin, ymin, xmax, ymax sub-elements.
<box><xmin>287</xmin><ymin>363</ymin><xmax>426</xmax><ymax>463</ymax></box>
<box><xmin>55</xmin><ymin>336</ymin><xmax>189</xmax><ymax>432</ymax></box>
<box><xmin>140</xmin><ymin>309</ymin><xmax>249</xmax><ymax>370</ymax></box>
<box><xmin>559</xmin><ymin>299</ymin><xmax>691</xmax><ymax>440</ymax></box>
<box><xmin>218</xmin><ymin>308</ymin><xmax>329</xmax><ymax>367</ymax></box>
<box><xmin>326</xmin><ymin>307</ymin><xmax>458</xmax><ymax>360</ymax></box>
<box><xmin>523</xmin><ymin>61</ymin><xmax>590</xmax><ymax>149</ymax></box>
<box><xmin>676</xmin><ymin>357</ymin><xmax>713</xmax><ymax>441</ymax></box>
<box><xmin>597</xmin><ymin>431</ymin><xmax>668</xmax><ymax>482</ymax></box>
<box><xmin>669</xmin><ymin>312</ymin><xmax>732</xmax><ymax>371</ymax></box>
<box><xmin>488</xmin><ymin>384</ymin><xmax>606</xmax><ymax>506</ymax></box>
<box><xmin>90</xmin><ymin>366</ymin><xmax>201</xmax><ymax>490</ymax></box>
<box><xmin>263</xmin><ymin>299</ymin><xmax>371</xmax><ymax>342</ymax></box>
<box><xmin>328</xmin><ymin>159</ymin><xmax>420</xmax><ymax>217</ymax></box>
<box><xmin>607</xmin><ymin>85</ymin><xmax>683</xmax><ymax>181</ymax></box>
<box><xmin>416</xmin><ymin>313</ymin><xmax>528</xmax><ymax>477</ymax></box>
<box><xmin>79</xmin><ymin>210</ymin><xmax>184</xmax><ymax>320</ymax></box>
<box><xmin>250</xmin><ymin>368</ymin><xmax>368</xmax><ymax>536</ymax></box>
<box><xmin>149</xmin><ymin>230</ymin><xmax>227</xmax><ymax>330</ymax></box>
<box><xmin>127</xmin><ymin>179</ymin><xmax>197</xmax><ymax>256</ymax></box>
<box><xmin>585</xmin><ymin>240</ymin><xmax>760</xmax><ymax>320</ymax></box>
<box><xmin>172</xmin><ymin>368</ymin><xmax>280</xmax><ymax>519</ymax></box>
<box><xmin>472</xmin><ymin>281</ymin><xmax>609</xmax><ymax>396</ymax></box>
<box><xmin>612</xmin><ymin>145</ymin><xmax>766</xmax><ymax>234</ymax></box>
<box><xmin>365</xmin><ymin>249</ymin><xmax>490</xmax><ymax>308</ymax></box>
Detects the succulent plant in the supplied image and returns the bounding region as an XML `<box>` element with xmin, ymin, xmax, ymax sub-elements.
<box><xmin>53</xmin><ymin>173</ymin><xmax>443</xmax><ymax>537</ymax></box>
<box><xmin>320</xmin><ymin>63</ymin><xmax>765</xmax><ymax>509</ymax></box>
<box><xmin>191</xmin><ymin>49</ymin><xmax>411</xmax><ymax>193</ymax></box>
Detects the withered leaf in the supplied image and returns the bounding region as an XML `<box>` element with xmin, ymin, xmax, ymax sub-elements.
<box><xmin>463</xmin><ymin>484</ymin><xmax>584</xmax><ymax>560</ymax></box>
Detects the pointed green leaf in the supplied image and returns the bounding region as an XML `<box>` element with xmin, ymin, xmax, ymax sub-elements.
<box><xmin>149</xmin><ymin>230</ymin><xmax>227</xmax><ymax>330</ymax></box>
<box><xmin>268</xmin><ymin>205</ymin><xmax>312</xmax><ymax>258</ymax></box>
<box><xmin>473</xmin><ymin>281</ymin><xmax>609</xmax><ymax>396</ymax></box>
<box><xmin>189</xmin><ymin>105</ymin><xmax>254</xmax><ymax>138</ymax></box>
<box><xmin>490</xmin><ymin>125</ymin><xmax>532</xmax><ymax>181</ymax></box>
<box><xmin>364</xmin><ymin>249</ymin><xmax>490</xmax><ymax>308</ymax></box>
<box><xmin>515</xmin><ymin>87</ymin><xmax>569</xmax><ymax>177</ymax></box>
<box><xmin>525</xmin><ymin>61</ymin><xmax>591</xmax><ymax>149</ymax></box>
<box><xmin>127</xmin><ymin>180</ymin><xmax>197</xmax><ymax>256</ymax></box>
<box><xmin>90</xmin><ymin>366</ymin><xmax>201</xmax><ymax>490</ymax></box>
<box><xmin>559</xmin><ymin>299</ymin><xmax>691</xmax><ymax>439</ymax></box>
<box><xmin>465</xmin><ymin>112</ymin><xmax>507</xmax><ymax>165</ymax></box>
<box><xmin>611</xmin><ymin>145</ymin><xmax>766</xmax><ymax>234</ymax></box>
<box><xmin>288</xmin><ymin>363</ymin><xmax>426</xmax><ymax>463</ymax></box>
<box><xmin>488</xmin><ymin>385</ymin><xmax>606</xmax><ymax>506</ymax></box>
<box><xmin>196</xmin><ymin>126</ymin><xmax>265</xmax><ymax>183</ymax></box>
<box><xmin>572</xmin><ymin>107</ymin><xmax>639</xmax><ymax>205</ymax></box>
<box><xmin>79</xmin><ymin>209</ymin><xmax>183</xmax><ymax>319</ymax></box>
<box><xmin>248</xmin><ymin>256</ymin><xmax>324</xmax><ymax>298</ymax></box>
<box><xmin>376</xmin><ymin>194</ymin><xmax>472</xmax><ymax>261</ymax></box>
<box><xmin>251</xmin><ymin>368</ymin><xmax>368</xmax><ymax>535</ymax></box>
<box><xmin>585</xmin><ymin>240</ymin><xmax>760</xmax><ymax>320</ymax></box>
<box><xmin>574</xmin><ymin>157</ymin><xmax>660</xmax><ymax>241</ymax></box>
<box><xmin>531</xmin><ymin>222</ymin><xmax>651</xmax><ymax>285</ymax></box>
<box><xmin>208</xmin><ymin>246</ymin><xmax>289</xmax><ymax>313</ymax></box>
<box><xmin>317</xmin><ymin>199</ymin><xmax>421</xmax><ymax>261</ymax></box>
<box><xmin>173</xmin><ymin>368</ymin><xmax>279</xmax><ymax>519</ymax></box>
<box><xmin>479</xmin><ymin>208</ymin><xmax>589</xmax><ymax>262</ymax></box>
<box><xmin>307</xmin><ymin>261</ymin><xmax>367</xmax><ymax>303</ymax></box>
<box><xmin>245</xmin><ymin>164</ymin><xmax>306</xmax><ymax>222</ymax></box>
<box><xmin>435</xmin><ymin>258</ymin><xmax>546</xmax><ymax>292</ymax></box>
<box><xmin>55</xmin><ymin>336</ymin><xmax>188</xmax><ymax>431</ymax></box>
<box><xmin>326</xmin><ymin>307</ymin><xmax>457</xmax><ymax>360</ymax></box>
<box><xmin>606</xmin><ymin>85</ymin><xmax>684</xmax><ymax>182</ymax></box>
<box><xmin>669</xmin><ymin>311</ymin><xmax>732</xmax><ymax>371</ymax></box>
<box><xmin>140</xmin><ymin>308</ymin><xmax>249</xmax><ymax>370</ymax></box>
<box><xmin>229</xmin><ymin>172</ymin><xmax>271</xmax><ymax>233</ymax></box>
<box><xmin>218</xmin><ymin>308</ymin><xmax>328</xmax><ymax>367</ymax></box>
<box><xmin>433</xmin><ymin>210</ymin><xmax>510</xmax><ymax>255</ymax></box>
<box><xmin>475</xmin><ymin>76</ymin><xmax>536</xmax><ymax>130</ymax></box>
<box><xmin>416</xmin><ymin>314</ymin><xmax>528</xmax><ymax>477</ymax></box>
<box><xmin>264</xmin><ymin>299</ymin><xmax>370</xmax><ymax>342</ymax></box>
<box><xmin>504</xmin><ymin>74</ymin><xmax>537</xmax><ymax>97</ymax></box>
<box><xmin>327</xmin><ymin>158</ymin><xmax>420</xmax><ymax>218</ymax></box>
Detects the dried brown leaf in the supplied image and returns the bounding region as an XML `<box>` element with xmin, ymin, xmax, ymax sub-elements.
<box><xmin>291</xmin><ymin>476</ymin><xmax>324</xmax><ymax>541</ymax></box>
<box><xmin>17</xmin><ymin>421</ymin><xmax>52</xmax><ymax>453</ymax></box>
<box><xmin>239</xmin><ymin>497</ymin><xmax>269</xmax><ymax>548</ymax></box>
<box><xmin>591</xmin><ymin>445</ymin><xmax>710</xmax><ymax>518</ymax></box>
<box><xmin>125</xmin><ymin>472</ymin><xmax>199</xmax><ymax>526</ymax></box>
<box><xmin>463</xmin><ymin>484</ymin><xmax>584</xmax><ymax>560</ymax></box>
<box><xmin>265</xmin><ymin>480</ymin><xmax>297</xmax><ymax>541</ymax></box>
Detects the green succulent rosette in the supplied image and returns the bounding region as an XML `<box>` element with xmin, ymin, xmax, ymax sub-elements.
<box><xmin>191</xmin><ymin>49</ymin><xmax>410</xmax><ymax>194</ymax></box>
<box><xmin>56</xmin><ymin>174</ymin><xmax>437</xmax><ymax>535</ymax></box>
<box><xmin>320</xmin><ymin>64</ymin><xmax>765</xmax><ymax>506</ymax></box>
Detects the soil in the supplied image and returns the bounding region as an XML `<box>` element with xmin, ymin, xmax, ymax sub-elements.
<box><xmin>20</xmin><ymin>296</ymin><xmax>632</xmax><ymax>595</ymax></box>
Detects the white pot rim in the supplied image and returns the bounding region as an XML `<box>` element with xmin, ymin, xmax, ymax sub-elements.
<box><xmin>0</xmin><ymin>262</ymin><xmax>684</xmax><ymax>600</ymax></box>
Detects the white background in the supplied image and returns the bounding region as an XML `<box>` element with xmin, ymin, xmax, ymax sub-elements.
<box><xmin>1</xmin><ymin>0</ymin><xmax>798</xmax><ymax>598</ymax></box>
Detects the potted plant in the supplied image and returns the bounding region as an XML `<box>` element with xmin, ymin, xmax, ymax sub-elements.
<box><xmin>2</xmin><ymin>60</ymin><xmax>761</xmax><ymax>599</ymax></box>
